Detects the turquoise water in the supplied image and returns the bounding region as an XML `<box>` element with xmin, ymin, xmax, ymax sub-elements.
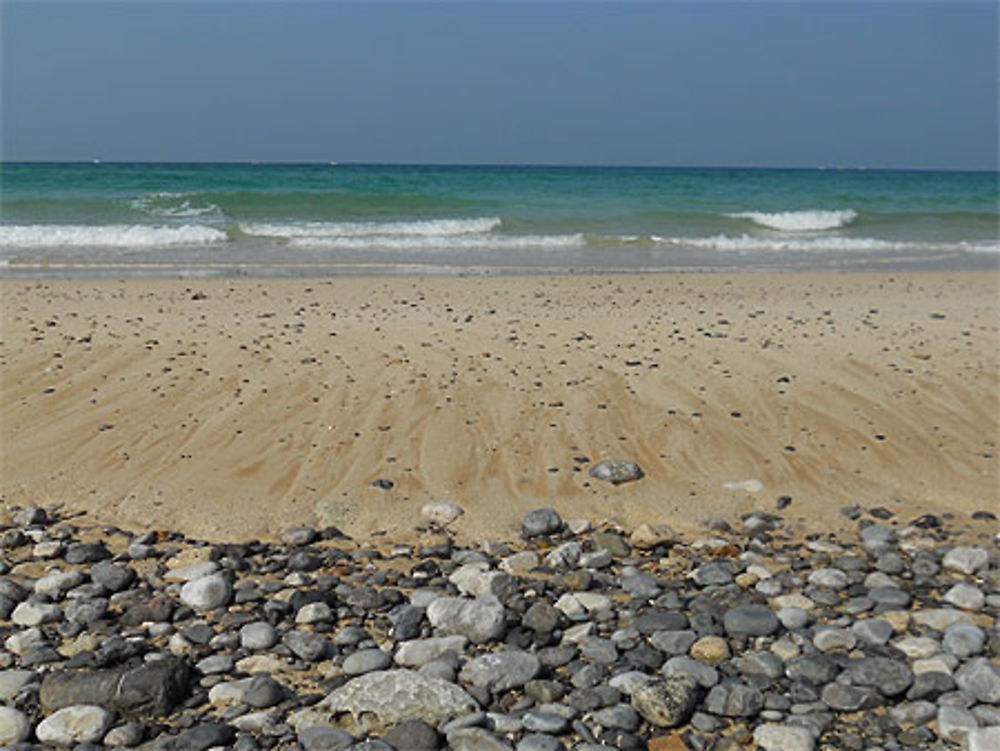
<box><xmin>1</xmin><ymin>163</ymin><xmax>997</xmax><ymax>277</ymax></box>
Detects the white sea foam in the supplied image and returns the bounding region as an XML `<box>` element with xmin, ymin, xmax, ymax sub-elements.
<box><xmin>130</xmin><ymin>193</ymin><xmax>222</xmax><ymax>219</ymax></box>
<box><xmin>242</xmin><ymin>217</ymin><xmax>503</xmax><ymax>239</ymax></box>
<box><xmin>0</xmin><ymin>224</ymin><xmax>228</xmax><ymax>248</ymax></box>
<box><xmin>649</xmin><ymin>234</ymin><xmax>994</xmax><ymax>253</ymax></box>
<box><xmin>728</xmin><ymin>210</ymin><xmax>858</xmax><ymax>232</ymax></box>
<box><xmin>288</xmin><ymin>233</ymin><xmax>584</xmax><ymax>251</ymax></box>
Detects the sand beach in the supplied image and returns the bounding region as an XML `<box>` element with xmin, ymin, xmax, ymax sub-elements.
<box><xmin>2</xmin><ymin>270</ymin><xmax>997</xmax><ymax>544</ymax></box>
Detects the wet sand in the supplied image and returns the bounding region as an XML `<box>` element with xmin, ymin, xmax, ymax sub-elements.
<box><xmin>2</xmin><ymin>271</ymin><xmax>997</xmax><ymax>543</ymax></box>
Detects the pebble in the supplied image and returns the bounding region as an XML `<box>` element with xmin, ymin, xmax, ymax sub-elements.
<box><xmin>0</xmin><ymin>503</ymin><xmax>992</xmax><ymax>750</ymax></box>
<box><xmin>35</xmin><ymin>704</ymin><xmax>113</xmax><ymax>746</ymax></box>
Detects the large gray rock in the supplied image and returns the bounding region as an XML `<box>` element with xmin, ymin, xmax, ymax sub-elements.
<box><xmin>753</xmin><ymin>724</ymin><xmax>815</xmax><ymax>751</ymax></box>
<box><xmin>288</xmin><ymin>670</ymin><xmax>478</xmax><ymax>734</ymax></box>
<box><xmin>36</xmin><ymin>704</ymin><xmax>113</xmax><ymax>746</ymax></box>
<box><xmin>40</xmin><ymin>656</ymin><xmax>190</xmax><ymax>716</ymax></box>
<box><xmin>631</xmin><ymin>675</ymin><xmax>699</xmax><ymax>727</ymax></box>
<box><xmin>459</xmin><ymin>650</ymin><xmax>541</xmax><ymax>693</ymax></box>
<box><xmin>426</xmin><ymin>596</ymin><xmax>506</xmax><ymax>644</ymax></box>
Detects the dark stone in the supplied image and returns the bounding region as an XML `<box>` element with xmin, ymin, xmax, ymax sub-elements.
<box><xmin>723</xmin><ymin>605</ymin><xmax>779</xmax><ymax>637</ymax></box>
<box><xmin>906</xmin><ymin>671</ymin><xmax>956</xmax><ymax>701</ymax></box>
<box><xmin>632</xmin><ymin>612</ymin><xmax>689</xmax><ymax>634</ymax></box>
<box><xmin>521</xmin><ymin>507</ymin><xmax>563</xmax><ymax>538</ymax></box>
<box><xmin>382</xmin><ymin>719</ymin><xmax>440</xmax><ymax>751</ymax></box>
<box><xmin>64</xmin><ymin>542</ymin><xmax>110</xmax><ymax>564</ymax></box>
<box><xmin>40</xmin><ymin>656</ymin><xmax>191</xmax><ymax>716</ymax></box>
<box><xmin>631</xmin><ymin>675</ymin><xmax>699</xmax><ymax>728</ymax></box>
<box><xmin>169</xmin><ymin>722</ymin><xmax>234</xmax><ymax>751</ymax></box>
<box><xmin>523</xmin><ymin>601</ymin><xmax>561</xmax><ymax>633</ymax></box>
<box><xmin>846</xmin><ymin>657</ymin><xmax>914</xmax><ymax>697</ymax></box>
<box><xmin>90</xmin><ymin>561</ymin><xmax>136</xmax><ymax>592</ymax></box>
<box><xmin>785</xmin><ymin>655</ymin><xmax>841</xmax><ymax>686</ymax></box>
<box><xmin>120</xmin><ymin>595</ymin><xmax>176</xmax><ymax>627</ymax></box>
<box><xmin>372</xmin><ymin>479</ymin><xmax>394</xmax><ymax>490</ymax></box>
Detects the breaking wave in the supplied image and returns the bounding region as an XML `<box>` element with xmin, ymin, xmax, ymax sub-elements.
<box><xmin>727</xmin><ymin>210</ymin><xmax>858</xmax><ymax>232</ymax></box>
<box><xmin>0</xmin><ymin>224</ymin><xmax>228</xmax><ymax>248</ymax></box>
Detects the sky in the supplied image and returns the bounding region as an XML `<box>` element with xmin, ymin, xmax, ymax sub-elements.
<box><xmin>2</xmin><ymin>1</ymin><xmax>997</xmax><ymax>169</ymax></box>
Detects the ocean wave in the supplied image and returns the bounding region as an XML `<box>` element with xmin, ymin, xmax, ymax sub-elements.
<box><xmin>727</xmin><ymin>209</ymin><xmax>858</xmax><ymax>232</ymax></box>
<box><xmin>651</xmin><ymin>234</ymin><xmax>999</xmax><ymax>253</ymax></box>
<box><xmin>0</xmin><ymin>224</ymin><xmax>228</xmax><ymax>249</ymax></box>
<box><xmin>242</xmin><ymin>217</ymin><xmax>503</xmax><ymax>239</ymax></box>
<box><xmin>288</xmin><ymin>232</ymin><xmax>584</xmax><ymax>251</ymax></box>
<box><xmin>130</xmin><ymin>193</ymin><xmax>223</xmax><ymax>219</ymax></box>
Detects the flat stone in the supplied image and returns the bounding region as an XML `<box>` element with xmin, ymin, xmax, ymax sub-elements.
<box><xmin>36</xmin><ymin>705</ymin><xmax>113</xmax><ymax>746</ymax></box>
<box><xmin>807</xmin><ymin>568</ymin><xmax>849</xmax><ymax>589</ymax></box>
<box><xmin>11</xmin><ymin>599</ymin><xmax>61</xmax><ymax>626</ymax></box>
<box><xmin>460</xmin><ymin>650</ymin><xmax>540</xmax><ymax>692</ymax></box>
<box><xmin>723</xmin><ymin>605</ymin><xmax>780</xmax><ymax>636</ymax></box>
<box><xmin>289</xmin><ymin>670</ymin><xmax>478</xmax><ymax>735</ymax></box>
<box><xmin>0</xmin><ymin>669</ymin><xmax>38</xmax><ymax>702</ymax></box>
<box><xmin>944</xmin><ymin>582</ymin><xmax>985</xmax><ymax>611</ymax></box>
<box><xmin>342</xmin><ymin>648</ymin><xmax>391</xmax><ymax>676</ymax></box>
<box><xmin>942</xmin><ymin>546</ymin><xmax>990</xmax><ymax>575</ymax></box>
<box><xmin>240</xmin><ymin>621</ymin><xmax>278</xmax><ymax>650</ymax></box>
<box><xmin>851</xmin><ymin>618</ymin><xmax>893</xmax><ymax>646</ymax></box>
<box><xmin>284</xmin><ymin>630</ymin><xmax>330</xmax><ymax>662</ymax></box>
<box><xmin>448</xmin><ymin>727</ymin><xmax>514</xmax><ymax>751</ymax></box>
<box><xmin>380</xmin><ymin>719</ymin><xmax>440</xmax><ymax>751</ymax></box>
<box><xmin>298</xmin><ymin>726</ymin><xmax>356</xmax><ymax>751</ymax></box>
<box><xmin>821</xmin><ymin>682</ymin><xmax>881</xmax><ymax>712</ymax></box>
<box><xmin>631</xmin><ymin>676</ymin><xmax>699</xmax><ymax>728</ymax></box>
<box><xmin>629</xmin><ymin>523</ymin><xmax>678</xmax><ymax>549</ymax></box>
<box><xmin>662</xmin><ymin>657</ymin><xmax>719</xmax><ymax>689</ymax></box>
<box><xmin>753</xmin><ymin>724</ymin><xmax>815</xmax><ymax>751</ymax></box>
<box><xmin>395</xmin><ymin>635</ymin><xmax>469</xmax><ymax>667</ymax></box>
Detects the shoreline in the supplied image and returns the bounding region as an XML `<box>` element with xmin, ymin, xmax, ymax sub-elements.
<box><xmin>2</xmin><ymin>269</ymin><xmax>998</xmax><ymax>544</ymax></box>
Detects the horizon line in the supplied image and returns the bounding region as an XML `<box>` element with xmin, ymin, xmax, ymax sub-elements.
<box><xmin>3</xmin><ymin>160</ymin><xmax>997</xmax><ymax>174</ymax></box>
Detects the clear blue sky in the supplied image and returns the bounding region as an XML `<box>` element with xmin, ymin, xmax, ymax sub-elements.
<box><xmin>2</xmin><ymin>1</ymin><xmax>997</xmax><ymax>169</ymax></box>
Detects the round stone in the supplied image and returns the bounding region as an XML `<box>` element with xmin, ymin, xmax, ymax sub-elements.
<box><xmin>36</xmin><ymin>705</ymin><xmax>113</xmax><ymax>746</ymax></box>
<box><xmin>343</xmin><ymin>648</ymin><xmax>392</xmax><ymax>676</ymax></box>
<box><xmin>0</xmin><ymin>706</ymin><xmax>31</xmax><ymax>746</ymax></box>
<box><xmin>588</xmin><ymin>460</ymin><xmax>644</xmax><ymax>485</ymax></box>
<box><xmin>179</xmin><ymin>573</ymin><xmax>232</xmax><ymax>611</ymax></box>
<box><xmin>632</xmin><ymin>675</ymin><xmax>699</xmax><ymax>727</ymax></box>
<box><xmin>690</xmin><ymin>636</ymin><xmax>730</xmax><ymax>664</ymax></box>
<box><xmin>521</xmin><ymin>507</ymin><xmax>563</xmax><ymax>538</ymax></box>
<box><xmin>723</xmin><ymin>605</ymin><xmax>780</xmax><ymax>637</ymax></box>
<box><xmin>240</xmin><ymin>622</ymin><xmax>279</xmax><ymax>650</ymax></box>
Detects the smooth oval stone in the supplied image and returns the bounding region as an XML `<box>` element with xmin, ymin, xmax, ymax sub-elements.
<box><xmin>723</xmin><ymin>605</ymin><xmax>779</xmax><ymax>636</ymax></box>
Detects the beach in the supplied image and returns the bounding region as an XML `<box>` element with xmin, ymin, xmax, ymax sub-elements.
<box><xmin>3</xmin><ymin>270</ymin><xmax>997</xmax><ymax>544</ymax></box>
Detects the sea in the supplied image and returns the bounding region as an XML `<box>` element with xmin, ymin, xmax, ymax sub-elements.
<box><xmin>1</xmin><ymin>163</ymin><xmax>997</xmax><ymax>278</ymax></box>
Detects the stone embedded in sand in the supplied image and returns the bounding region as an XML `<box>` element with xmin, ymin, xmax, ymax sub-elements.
<box><xmin>521</xmin><ymin>507</ymin><xmax>563</xmax><ymax>538</ymax></box>
<box><xmin>629</xmin><ymin>523</ymin><xmax>678</xmax><ymax>550</ymax></box>
<box><xmin>588</xmin><ymin>460</ymin><xmax>644</xmax><ymax>485</ymax></box>
<box><xmin>420</xmin><ymin>501</ymin><xmax>464</xmax><ymax>526</ymax></box>
<box><xmin>288</xmin><ymin>669</ymin><xmax>478</xmax><ymax>734</ymax></box>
